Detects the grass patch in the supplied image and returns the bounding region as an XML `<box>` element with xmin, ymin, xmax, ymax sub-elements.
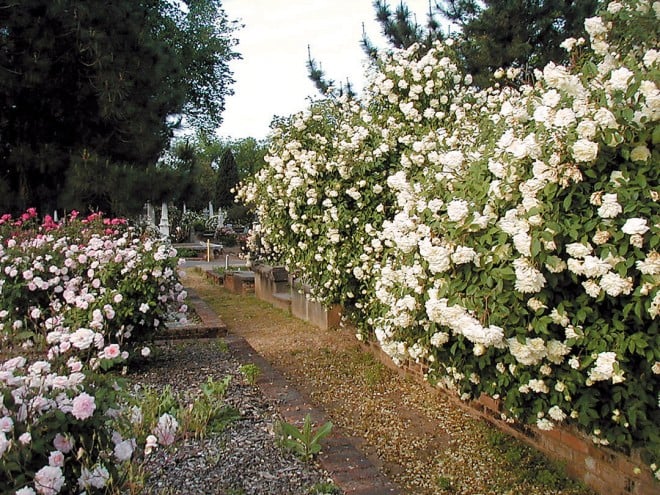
<box><xmin>485</xmin><ymin>428</ymin><xmax>593</xmax><ymax>493</ymax></box>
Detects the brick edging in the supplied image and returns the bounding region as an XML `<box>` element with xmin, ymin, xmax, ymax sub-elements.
<box><xmin>159</xmin><ymin>287</ymin><xmax>228</xmax><ymax>340</ymax></box>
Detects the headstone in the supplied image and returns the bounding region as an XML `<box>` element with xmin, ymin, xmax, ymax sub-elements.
<box><xmin>182</xmin><ymin>203</ymin><xmax>187</xmax><ymax>214</ymax></box>
<box><xmin>208</xmin><ymin>201</ymin><xmax>214</xmax><ymax>218</ymax></box>
<box><xmin>159</xmin><ymin>201</ymin><xmax>170</xmax><ymax>238</ymax></box>
<box><xmin>217</xmin><ymin>210</ymin><xmax>225</xmax><ymax>229</ymax></box>
<box><xmin>53</xmin><ymin>210</ymin><xmax>59</xmax><ymax>222</ymax></box>
<box><xmin>146</xmin><ymin>202</ymin><xmax>156</xmax><ymax>227</ymax></box>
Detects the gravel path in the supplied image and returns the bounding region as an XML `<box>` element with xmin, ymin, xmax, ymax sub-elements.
<box><xmin>128</xmin><ymin>339</ymin><xmax>339</xmax><ymax>495</ymax></box>
<box><xmin>183</xmin><ymin>268</ymin><xmax>594</xmax><ymax>495</ymax></box>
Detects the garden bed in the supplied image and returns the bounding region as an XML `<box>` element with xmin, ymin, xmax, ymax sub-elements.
<box><xmin>126</xmin><ymin>338</ymin><xmax>339</xmax><ymax>495</ymax></box>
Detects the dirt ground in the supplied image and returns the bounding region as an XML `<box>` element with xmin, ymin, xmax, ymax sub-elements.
<box><xmin>183</xmin><ymin>268</ymin><xmax>593</xmax><ymax>495</ymax></box>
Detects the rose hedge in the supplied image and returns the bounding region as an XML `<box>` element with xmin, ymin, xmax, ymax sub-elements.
<box><xmin>239</xmin><ymin>0</ymin><xmax>659</xmax><ymax>473</ymax></box>
<box><xmin>1</xmin><ymin>211</ymin><xmax>186</xmax><ymax>493</ymax></box>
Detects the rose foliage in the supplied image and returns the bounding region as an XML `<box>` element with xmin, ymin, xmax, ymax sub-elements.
<box><xmin>1</xmin><ymin>210</ymin><xmax>187</xmax><ymax>493</ymax></box>
<box><xmin>239</xmin><ymin>0</ymin><xmax>660</xmax><ymax>473</ymax></box>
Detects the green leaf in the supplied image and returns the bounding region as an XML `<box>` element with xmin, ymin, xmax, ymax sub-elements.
<box><xmin>652</xmin><ymin>124</ymin><xmax>660</xmax><ymax>145</ymax></box>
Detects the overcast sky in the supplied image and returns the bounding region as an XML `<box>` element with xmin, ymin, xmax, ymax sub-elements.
<box><xmin>217</xmin><ymin>0</ymin><xmax>439</xmax><ymax>140</ymax></box>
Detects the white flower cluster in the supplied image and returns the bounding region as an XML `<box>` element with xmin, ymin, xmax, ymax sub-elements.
<box><xmin>238</xmin><ymin>0</ymin><xmax>659</xmax><ymax>458</ymax></box>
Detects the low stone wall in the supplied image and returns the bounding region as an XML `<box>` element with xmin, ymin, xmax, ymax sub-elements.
<box><xmin>359</xmin><ymin>339</ymin><xmax>657</xmax><ymax>495</ymax></box>
<box><xmin>252</xmin><ymin>265</ymin><xmax>340</xmax><ymax>330</ymax></box>
<box><xmin>290</xmin><ymin>279</ymin><xmax>341</xmax><ymax>331</ymax></box>
<box><xmin>254</xmin><ymin>264</ymin><xmax>289</xmax><ymax>305</ymax></box>
<box><xmin>224</xmin><ymin>271</ymin><xmax>255</xmax><ymax>295</ymax></box>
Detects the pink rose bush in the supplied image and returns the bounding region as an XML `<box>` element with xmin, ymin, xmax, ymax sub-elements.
<box><xmin>239</xmin><ymin>0</ymin><xmax>658</xmax><ymax>475</ymax></box>
<box><xmin>1</xmin><ymin>210</ymin><xmax>187</xmax><ymax>493</ymax></box>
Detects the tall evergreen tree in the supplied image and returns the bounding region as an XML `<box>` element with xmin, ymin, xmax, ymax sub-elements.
<box><xmin>0</xmin><ymin>0</ymin><xmax>239</xmax><ymax>215</ymax></box>
<box><xmin>437</xmin><ymin>0</ymin><xmax>599</xmax><ymax>87</ymax></box>
<box><xmin>308</xmin><ymin>1</ymin><xmax>443</xmax><ymax>98</ymax></box>
<box><xmin>215</xmin><ymin>148</ymin><xmax>239</xmax><ymax>209</ymax></box>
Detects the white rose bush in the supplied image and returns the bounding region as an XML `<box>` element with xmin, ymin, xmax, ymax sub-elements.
<box><xmin>1</xmin><ymin>210</ymin><xmax>187</xmax><ymax>493</ymax></box>
<box><xmin>239</xmin><ymin>0</ymin><xmax>659</xmax><ymax>474</ymax></box>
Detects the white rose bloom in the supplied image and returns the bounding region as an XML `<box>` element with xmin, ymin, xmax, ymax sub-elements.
<box><xmin>599</xmin><ymin>272</ymin><xmax>633</xmax><ymax>297</ymax></box>
<box><xmin>607</xmin><ymin>1</ymin><xmax>623</xmax><ymax>13</ymax></box>
<box><xmin>430</xmin><ymin>332</ymin><xmax>449</xmax><ymax>347</ymax></box>
<box><xmin>584</xmin><ymin>16</ymin><xmax>608</xmax><ymax>38</ymax></box>
<box><xmin>513</xmin><ymin>232</ymin><xmax>532</xmax><ymax>256</ymax></box>
<box><xmin>630</xmin><ymin>145</ymin><xmax>651</xmax><ymax>162</ymax></box>
<box><xmin>636</xmin><ymin>252</ymin><xmax>660</xmax><ymax>275</ymax></box>
<box><xmin>542</xmin><ymin>89</ymin><xmax>561</xmax><ymax>108</ymax></box>
<box><xmin>553</xmin><ymin>108</ymin><xmax>576</xmax><ymax>127</ymax></box>
<box><xmin>643</xmin><ymin>49</ymin><xmax>659</xmax><ymax>68</ymax></box>
<box><xmin>582</xmin><ymin>280</ymin><xmax>602</xmax><ymax>298</ymax></box>
<box><xmin>576</xmin><ymin>120</ymin><xmax>597</xmax><ymax>139</ymax></box>
<box><xmin>69</xmin><ymin>328</ymin><xmax>95</xmax><ymax>350</ymax></box>
<box><xmin>593</xmin><ymin>107</ymin><xmax>619</xmax><ymax>129</ymax></box>
<box><xmin>513</xmin><ymin>258</ymin><xmax>546</xmax><ymax>293</ymax></box>
<box><xmin>537</xmin><ymin>418</ymin><xmax>554</xmax><ymax>431</ymax></box>
<box><xmin>451</xmin><ymin>246</ymin><xmax>477</xmax><ymax>265</ymax></box>
<box><xmin>621</xmin><ymin>218</ymin><xmax>650</xmax><ymax>235</ymax></box>
<box><xmin>446</xmin><ymin>199</ymin><xmax>470</xmax><ymax>222</ymax></box>
<box><xmin>609</xmin><ymin>67</ymin><xmax>634</xmax><ymax>91</ymax></box>
<box><xmin>419</xmin><ymin>240</ymin><xmax>452</xmax><ymax>273</ymax></box>
<box><xmin>572</xmin><ymin>139</ymin><xmax>599</xmax><ymax>162</ymax></box>
<box><xmin>597</xmin><ymin>193</ymin><xmax>622</xmax><ymax>218</ymax></box>
<box><xmin>533</xmin><ymin>105</ymin><xmax>551</xmax><ymax>123</ymax></box>
<box><xmin>548</xmin><ymin>405</ymin><xmax>567</xmax><ymax>422</ymax></box>
<box><xmin>588</xmin><ymin>352</ymin><xmax>618</xmax><ymax>382</ymax></box>
<box><xmin>560</xmin><ymin>38</ymin><xmax>577</xmax><ymax>52</ymax></box>
<box><xmin>566</xmin><ymin>242</ymin><xmax>592</xmax><ymax>258</ymax></box>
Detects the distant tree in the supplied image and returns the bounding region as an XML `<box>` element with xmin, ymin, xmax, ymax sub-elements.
<box><xmin>228</xmin><ymin>137</ymin><xmax>268</xmax><ymax>179</ymax></box>
<box><xmin>0</xmin><ymin>0</ymin><xmax>239</xmax><ymax>215</ymax></box>
<box><xmin>307</xmin><ymin>1</ymin><xmax>443</xmax><ymax>96</ymax></box>
<box><xmin>437</xmin><ymin>0</ymin><xmax>599</xmax><ymax>86</ymax></box>
<box><xmin>215</xmin><ymin>148</ymin><xmax>239</xmax><ymax>209</ymax></box>
<box><xmin>363</xmin><ymin>0</ymin><xmax>444</xmax><ymax>54</ymax></box>
<box><xmin>307</xmin><ymin>0</ymin><xmax>598</xmax><ymax>95</ymax></box>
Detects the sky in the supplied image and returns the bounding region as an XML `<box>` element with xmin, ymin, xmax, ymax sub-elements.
<box><xmin>216</xmin><ymin>0</ymin><xmax>438</xmax><ymax>140</ymax></box>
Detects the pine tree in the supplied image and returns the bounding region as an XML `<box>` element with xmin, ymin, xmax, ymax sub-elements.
<box><xmin>307</xmin><ymin>1</ymin><xmax>444</xmax><ymax>98</ymax></box>
<box><xmin>215</xmin><ymin>148</ymin><xmax>239</xmax><ymax>209</ymax></box>
<box><xmin>0</xmin><ymin>0</ymin><xmax>239</xmax><ymax>215</ymax></box>
<box><xmin>438</xmin><ymin>0</ymin><xmax>599</xmax><ymax>87</ymax></box>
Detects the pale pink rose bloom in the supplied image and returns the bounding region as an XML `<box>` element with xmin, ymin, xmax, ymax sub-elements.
<box><xmin>0</xmin><ymin>416</ymin><xmax>13</xmax><ymax>432</ymax></box>
<box><xmin>144</xmin><ymin>434</ymin><xmax>158</xmax><ymax>455</ymax></box>
<box><xmin>48</xmin><ymin>450</ymin><xmax>65</xmax><ymax>467</ymax></box>
<box><xmin>15</xmin><ymin>487</ymin><xmax>36</xmax><ymax>495</ymax></box>
<box><xmin>53</xmin><ymin>433</ymin><xmax>73</xmax><ymax>454</ymax></box>
<box><xmin>93</xmin><ymin>332</ymin><xmax>104</xmax><ymax>349</ymax></box>
<box><xmin>2</xmin><ymin>356</ymin><xmax>27</xmax><ymax>371</ymax></box>
<box><xmin>101</xmin><ymin>344</ymin><xmax>121</xmax><ymax>360</ymax></box>
<box><xmin>71</xmin><ymin>392</ymin><xmax>96</xmax><ymax>420</ymax></box>
<box><xmin>34</xmin><ymin>465</ymin><xmax>65</xmax><ymax>495</ymax></box>
<box><xmin>0</xmin><ymin>432</ymin><xmax>11</xmax><ymax>457</ymax></box>
<box><xmin>67</xmin><ymin>372</ymin><xmax>85</xmax><ymax>388</ymax></box>
<box><xmin>78</xmin><ymin>465</ymin><xmax>109</xmax><ymax>490</ymax></box>
<box><xmin>66</xmin><ymin>358</ymin><xmax>82</xmax><ymax>373</ymax></box>
<box><xmin>19</xmin><ymin>432</ymin><xmax>31</xmax><ymax>445</ymax></box>
<box><xmin>114</xmin><ymin>438</ymin><xmax>136</xmax><ymax>461</ymax></box>
<box><xmin>153</xmin><ymin>413</ymin><xmax>178</xmax><ymax>446</ymax></box>
<box><xmin>141</xmin><ymin>347</ymin><xmax>151</xmax><ymax>358</ymax></box>
<box><xmin>69</xmin><ymin>328</ymin><xmax>95</xmax><ymax>350</ymax></box>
